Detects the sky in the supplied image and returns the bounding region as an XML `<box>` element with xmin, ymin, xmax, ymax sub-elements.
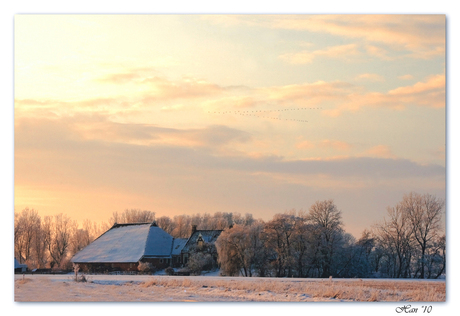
<box><xmin>14</xmin><ymin>14</ymin><xmax>446</xmax><ymax>237</ymax></box>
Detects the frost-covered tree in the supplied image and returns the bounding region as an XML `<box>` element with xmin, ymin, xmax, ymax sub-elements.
<box><xmin>402</xmin><ymin>192</ymin><xmax>444</xmax><ymax>279</ymax></box>
<box><xmin>171</xmin><ymin>214</ymin><xmax>192</xmax><ymax>238</ymax></box>
<box><xmin>374</xmin><ymin>193</ymin><xmax>445</xmax><ymax>279</ymax></box>
<box><xmin>427</xmin><ymin>234</ymin><xmax>445</xmax><ymax>279</ymax></box>
<box><xmin>264</xmin><ymin>213</ymin><xmax>297</xmax><ymax>277</ymax></box>
<box><xmin>215</xmin><ymin>222</ymin><xmax>268</xmax><ymax>277</ymax></box>
<box><xmin>156</xmin><ymin>216</ymin><xmax>175</xmax><ymax>235</ymax></box>
<box><xmin>110</xmin><ymin>209</ymin><xmax>156</xmax><ymax>224</ymax></box>
<box><xmin>306</xmin><ymin>200</ymin><xmax>344</xmax><ymax>278</ymax></box>
<box><xmin>216</xmin><ymin>225</ymin><xmax>252</xmax><ymax>276</ymax></box>
<box><xmin>375</xmin><ymin>203</ymin><xmax>414</xmax><ymax>278</ymax></box>
<box><xmin>43</xmin><ymin>213</ymin><xmax>77</xmax><ymax>269</ymax></box>
<box><xmin>14</xmin><ymin>208</ymin><xmax>41</xmax><ymax>264</ymax></box>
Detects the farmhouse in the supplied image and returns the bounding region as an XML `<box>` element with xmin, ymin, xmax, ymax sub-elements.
<box><xmin>181</xmin><ymin>225</ymin><xmax>223</xmax><ymax>265</ymax></box>
<box><xmin>71</xmin><ymin>222</ymin><xmax>185</xmax><ymax>273</ymax></box>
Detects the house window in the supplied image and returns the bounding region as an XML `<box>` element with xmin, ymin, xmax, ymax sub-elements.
<box><xmin>160</xmin><ymin>259</ymin><xmax>163</xmax><ymax>263</ymax></box>
<box><xmin>197</xmin><ymin>233</ymin><xmax>204</xmax><ymax>249</ymax></box>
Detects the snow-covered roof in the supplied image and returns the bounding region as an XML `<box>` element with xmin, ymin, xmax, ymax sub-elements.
<box><xmin>71</xmin><ymin>223</ymin><xmax>174</xmax><ymax>263</ymax></box>
<box><xmin>171</xmin><ymin>238</ymin><xmax>187</xmax><ymax>255</ymax></box>
<box><xmin>143</xmin><ymin>226</ymin><xmax>174</xmax><ymax>258</ymax></box>
<box><xmin>14</xmin><ymin>258</ymin><xmax>27</xmax><ymax>269</ymax></box>
<box><xmin>181</xmin><ymin>230</ymin><xmax>223</xmax><ymax>253</ymax></box>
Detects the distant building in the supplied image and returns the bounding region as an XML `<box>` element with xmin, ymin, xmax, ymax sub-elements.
<box><xmin>71</xmin><ymin>222</ymin><xmax>186</xmax><ymax>273</ymax></box>
<box><xmin>171</xmin><ymin>238</ymin><xmax>188</xmax><ymax>267</ymax></box>
<box><xmin>14</xmin><ymin>258</ymin><xmax>27</xmax><ymax>273</ymax></box>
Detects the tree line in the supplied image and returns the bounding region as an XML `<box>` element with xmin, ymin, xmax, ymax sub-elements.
<box><xmin>14</xmin><ymin>192</ymin><xmax>445</xmax><ymax>278</ymax></box>
<box><xmin>215</xmin><ymin>193</ymin><xmax>445</xmax><ymax>279</ymax></box>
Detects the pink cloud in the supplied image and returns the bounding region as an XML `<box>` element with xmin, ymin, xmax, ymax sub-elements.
<box><xmin>362</xmin><ymin>145</ymin><xmax>396</xmax><ymax>159</ymax></box>
<box><xmin>319</xmin><ymin>139</ymin><xmax>353</xmax><ymax>151</ymax></box>
<box><xmin>324</xmin><ymin>74</ymin><xmax>445</xmax><ymax>116</ymax></box>
<box><xmin>296</xmin><ymin>139</ymin><xmax>352</xmax><ymax>152</ymax></box>
<box><xmin>388</xmin><ymin>74</ymin><xmax>444</xmax><ymax>96</ymax></box>
<box><xmin>296</xmin><ymin>140</ymin><xmax>315</xmax><ymax>150</ymax></box>
<box><xmin>141</xmin><ymin>76</ymin><xmax>224</xmax><ymax>102</ymax></box>
<box><xmin>207</xmin><ymin>15</ymin><xmax>445</xmax><ymax>60</ymax></box>
<box><xmin>355</xmin><ymin>73</ymin><xmax>385</xmax><ymax>82</ymax></box>
<box><xmin>264</xmin><ymin>80</ymin><xmax>357</xmax><ymax>104</ymax></box>
<box><xmin>273</xmin><ymin>15</ymin><xmax>445</xmax><ymax>56</ymax></box>
<box><xmin>279</xmin><ymin>44</ymin><xmax>360</xmax><ymax>64</ymax></box>
<box><xmin>97</xmin><ymin>67</ymin><xmax>160</xmax><ymax>84</ymax></box>
<box><xmin>398</xmin><ymin>74</ymin><xmax>414</xmax><ymax>80</ymax></box>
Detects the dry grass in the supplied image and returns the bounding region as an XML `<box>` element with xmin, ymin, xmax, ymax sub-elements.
<box><xmin>15</xmin><ymin>278</ymin><xmax>32</xmax><ymax>285</ymax></box>
<box><xmin>15</xmin><ymin>275</ymin><xmax>445</xmax><ymax>302</ymax></box>
<box><xmin>140</xmin><ymin>277</ymin><xmax>445</xmax><ymax>302</ymax></box>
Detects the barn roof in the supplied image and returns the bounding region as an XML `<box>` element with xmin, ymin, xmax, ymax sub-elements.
<box><xmin>71</xmin><ymin>223</ymin><xmax>174</xmax><ymax>263</ymax></box>
<box><xmin>143</xmin><ymin>225</ymin><xmax>175</xmax><ymax>258</ymax></box>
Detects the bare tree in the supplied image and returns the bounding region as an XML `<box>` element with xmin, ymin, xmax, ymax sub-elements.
<box><xmin>31</xmin><ymin>218</ymin><xmax>47</xmax><ymax>269</ymax></box>
<box><xmin>215</xmin><ymin>226</ymin><xmax>244</xmax><ymax>276</ymax></box>
<box><xmin>374</xmin><ymin>193</ymin><xmax>445</xmax><ymax>279</ymax></box>
<box><xmin>43</xmin><ymin>214</ymin><xmax>76</xmax><ymax>269</ymax></box>
<box><xmin>14</xmin><ymin>208</ymin><xmax>41</xmax><ymax>266</ymax></box>
<box><xmin>69</xmin><ymin>226</ymin><xmax>91</xmax><ymax>257</ymax></box>
<box><xmin>402</xmin><ymin>192</ymin><xmax>444</xmax><ymax>279</ymax></box>
<box><xmin>14</xmin><ymin>212</ymin><xmax>25</xmax><ymax>263</ymax></box>
<box><xmin>375</xmin><ymin>204</ymin><xmax>414</xmax><ymax>278</ymax></box>
<box><xmin>200</xmin><ymin>213</ymin><xmax>214</xmax><ymax>230</ymax></box>
<box><xmin>171</xmin><ymin>214</ymin><xmax>191</xmax><ymax>238</ymax></box>
<box><xmin>216</xmin><ymin>223</ymin><xmax>266</xmax><ymax>277</ymax></box>
<box><xmin>291</xmin><ymin>217</ymin><xmax>316</xmax><ymax>278</ymax></box>
<box><xmin>157</xmin><ymin>216</ymin><xmax>175</xmax><ymax>235</ymax></box>
<box><xmin>307</xmin><ymin>200</ymin><xmax>344</xmax><ymax>278</ymax></box>
<box><xmin>352</xmin><ymin>229</ymin><xmax>376</xmax><ymax>277</ymax></box>
<box><xmin>430</xmin><ymin>234</ymin><xmax>446</xmax><ymax>279</ymax></box>
<box><xmin>265</xmin><ymin>213</ymin><xmax>298</xmax><ymax>277</ymax></box>
<box><xmin>109</xmin><ymin>209</ymin><xmax>156</xmax><ymax>224</ymax></box>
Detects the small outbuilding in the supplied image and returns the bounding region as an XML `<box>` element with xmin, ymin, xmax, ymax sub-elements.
<box><xmin>14</xmin><ymin>258</ymin><xmax>27</xmax><ymax>273</ymax></box>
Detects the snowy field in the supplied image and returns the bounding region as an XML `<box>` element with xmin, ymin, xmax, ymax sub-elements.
<box><xmin>14</xmin><ymin>273</ymin><xmax>445</xmax><ymax>302</ymax></box>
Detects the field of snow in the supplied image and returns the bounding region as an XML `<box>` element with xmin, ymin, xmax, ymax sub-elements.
<box><xmin>14</xmin><ymin>273</ymin><xmax>445</xmax><ymax>302</ymax></box>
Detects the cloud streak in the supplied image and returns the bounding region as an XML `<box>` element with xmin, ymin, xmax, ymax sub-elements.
<box><xmin>15</xmin><ymin>72</ymin><xmax>444</xmax><ymax>121</ymax></box>
<box><xmin>15</xmin><ymin>115</ymin><xmax>252</xmax><ymax>151</ymax></box>
<box><xmin>204</xmin><ymin>15</ymin><xmax>445</xmax><ymax>60</ymax></box>
<box><xmin>15</xmin><ymin>116</ymin><xmax>444</xmax><ymax>181</ymax></box>
<box><xmin>296</xmin><ymin>139</ymin><xmax>352</xmax><ymax>152</ymax></box>
<box><xmin>279</xmin><ymin>44</ymin><xmax>361</xmax><ymax>64</ymax></box>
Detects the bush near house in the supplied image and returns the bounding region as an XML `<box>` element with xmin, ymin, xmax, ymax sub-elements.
<box><xmin>138</xmin><ymin>261</ymin><xmax>156</xmax><ymax>274</ymax></box>
<box><xmin>187</xmin><ymin>252</ymin><xmax>214</xmax><ymax>275</ymax></box>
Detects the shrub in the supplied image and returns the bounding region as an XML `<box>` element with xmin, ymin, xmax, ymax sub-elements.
<box><xmin>165</xmin><ymin>266</ymin><xmax>175</xmax><ymax>276</ymax></box>
<box><xmin>138</xmin><ymin>261</ymin><xmax>156</xmax><ymax>274</ymax></box>
<box><xmin>72</xmin><ymin>264</ymin><xmax>88</xmax><ymax>282</ymax></box>
<box><xmin>187</xmin><ymin>252</ymin><xmax>214</xmax><ymax>275</ymax></box>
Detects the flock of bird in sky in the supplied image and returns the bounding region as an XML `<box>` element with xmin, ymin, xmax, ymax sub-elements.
<box><xmin>208</xmin><ymin>107</ymin><xmax>322</xmax><ymax>123</ymax></box>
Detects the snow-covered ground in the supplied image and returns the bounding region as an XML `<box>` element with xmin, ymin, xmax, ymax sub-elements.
<box><xmin>14</xmin><ymin>273</ymin><xmax>445</xmax><ymax>302</ymax></box>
